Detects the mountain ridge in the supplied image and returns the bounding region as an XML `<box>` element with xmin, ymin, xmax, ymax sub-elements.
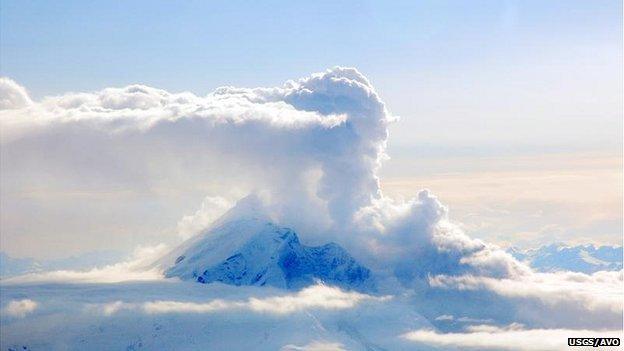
<box><xmin>507</xmin><ymin>243</ymin><xmax>622</xmax><ymax>274</ymax></box>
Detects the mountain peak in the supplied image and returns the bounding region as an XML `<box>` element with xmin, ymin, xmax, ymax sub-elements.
<box><xmin>163</xmin><ymin>218</ymin><xmax>374</xmax><ymax>292</ymax></box>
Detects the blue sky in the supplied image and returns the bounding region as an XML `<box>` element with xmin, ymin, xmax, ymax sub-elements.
<box><xmin>2</xmin><ymin>0</ymin><xmax>622</xmax><ymax>152</ymax></box>
<box><xmin>1</xmin><ymin>1</ymin><xmax>620</xmax><ymax>92</ymax></box>
<box><xmin>0</xmin><ymin>0</ymin><xmax>622</xmax><ymax>258</ymax></box>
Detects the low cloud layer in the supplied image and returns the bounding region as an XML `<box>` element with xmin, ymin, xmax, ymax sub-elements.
<box><xmin>4</xmin><ymin>244</ymin><xmax>168</xmax><ymax>284</ymax></box>
<box><xmin>94</xmin><ymin>284</ymin><xmax>389</xmax><ymax>316</ymax></box>
<box><xmin>0</xmin><ymin>280</ymin><xmax>427</xmax><ymax>350</ymax></box>
<box><xmin>429</xmin><ymin>270</ymin><xmax>622</xmax><ymax>314</ymax></box>
<box><xmin>403</xmin><ymin>324</ymin><xmax>623</xmax><ymax>351</ymax></box>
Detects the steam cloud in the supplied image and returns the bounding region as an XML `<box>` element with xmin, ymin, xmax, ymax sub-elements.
<box><xmin>1</xmin><ymin>69</ymin><xmax>621</xmax><ymax>332</ymax></box>
<box><xmin>0</xmin><ymin>68</ymin><xmax>518</xmax><ymax>277</ymax></box>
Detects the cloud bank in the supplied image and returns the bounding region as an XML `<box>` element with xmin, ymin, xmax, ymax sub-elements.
<box><xmin>93</xmin><ymin>284</ymin><xmax>390</xmax><ymax>316</ymax></box>
<box><xmin>402</xmin><ymin>325</ymin><xmax>623</xmax><ymax>351</ymax></box>
<box><xmin>429</xmin><ymin>270</ymin><xmax>623</xmax><ymax>314</ymax></box>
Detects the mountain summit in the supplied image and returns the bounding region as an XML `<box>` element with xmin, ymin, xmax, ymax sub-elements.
<box><xmin>161</xmin><ymin>200</ymin><xmax>374</xmax><ymax>291</ymax></box>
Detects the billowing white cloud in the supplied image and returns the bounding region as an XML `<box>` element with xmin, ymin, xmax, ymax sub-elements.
<box><xmin>0</xmin><ymin>68</ymin><xmax>383</xmax><ymax>257</ymax></box>
<box><xmin>3</xmin><ymin>299</ymin><xmax>38</xmax><ymax>318</ymax></box>
<box><xmin>402</xmin><ymin>325</ymin><xmax>623</xmax><ymax>351</ymax></box>
<box><xmin>350</xmin><ymin>189</ymin><xmax>531</xmax><ymax>279</ymax></box>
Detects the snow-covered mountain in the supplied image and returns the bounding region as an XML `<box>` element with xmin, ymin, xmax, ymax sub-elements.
<box><xmin>160</xmin><ymin>198</ymin><xmax>375</xmax><ymax>292</ymax></box>
<box><xmin>508</xmin><ymin>244</ymin><xmax>622</xmax><ymax>274</ymax></box>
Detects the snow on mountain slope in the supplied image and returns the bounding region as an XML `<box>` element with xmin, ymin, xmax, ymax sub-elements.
<box><xmin>164</xmin><ymin>218</ymin><xmax>375</xmax><ymax>292</ymax></box>
<box><xmin>0</xmin><ymin>281</ymin><xmax>432</xmax><ymax>351</ymax></box>
<box><xmin>507</xmin><ymin>244</ymin><xmax>622</xmax><ymax>274</ymax></box>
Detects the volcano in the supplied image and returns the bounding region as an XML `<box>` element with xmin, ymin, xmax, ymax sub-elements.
<box><xmin>160</xmin><ymin>198</ymin><xmax>374</xmax><ymax>292</ymax></box>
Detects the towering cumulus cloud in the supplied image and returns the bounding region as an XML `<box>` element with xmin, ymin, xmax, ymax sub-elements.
<box><xmin>1</xmin><ymin>69</ymin><xmax>621</xmax><ymax>334</ymax></box>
